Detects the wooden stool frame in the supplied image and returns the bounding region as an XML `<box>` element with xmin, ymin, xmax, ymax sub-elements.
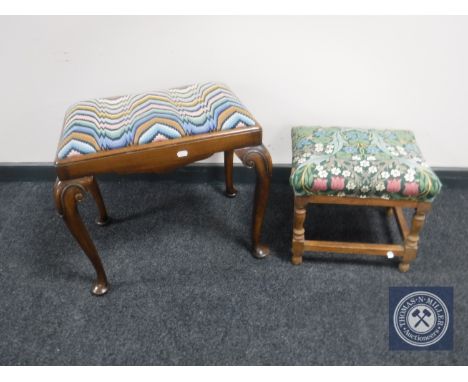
<box><xmin>291</xmin><ymin>194</ymin><xmax>432</xmax><ymax>271</ymax></box>
<box><xmin>54</xmin><ymin>126</ymin><xmax>272</xmax><ymax>295</ymax></box>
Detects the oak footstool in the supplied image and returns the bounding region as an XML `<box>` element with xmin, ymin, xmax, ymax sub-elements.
<box><xmin>290</xmin><ymin>126</ymin><xmax>442</xmax><ymax>271</ymax></box>
<box><xmin>54</xmin><ymin>82</ymin><xmax>272</xmax><ymax>295</ymax></box>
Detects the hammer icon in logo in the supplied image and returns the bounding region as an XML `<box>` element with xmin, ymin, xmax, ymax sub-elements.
<box><xmin>412</xmin><ymin>308</ymin><xmax>432</xmax><ymax>328</ymax></box>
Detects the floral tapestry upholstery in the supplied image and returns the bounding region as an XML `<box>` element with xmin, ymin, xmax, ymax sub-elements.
<box><xmin>290</xmin><ymin>127</ymin><xmax>442</xmax><ymax>201</ymax></box>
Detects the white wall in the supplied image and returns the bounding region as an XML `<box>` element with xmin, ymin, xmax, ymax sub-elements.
<box><xmin>0</xmin><ymin>16</ymin><xmax>467</xmax><ymax>167</ymax></box>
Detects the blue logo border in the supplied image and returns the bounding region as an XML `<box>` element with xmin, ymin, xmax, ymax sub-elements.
<box><xmin>389</xmin><ymin>287</ymin><xmax>453</xmax><ymax>351</ymax></box>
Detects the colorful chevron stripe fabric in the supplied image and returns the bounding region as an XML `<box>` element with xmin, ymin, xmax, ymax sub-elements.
<box><xmin>56</xmin><ymin>82</ymin><xmax>258</xmax><ymax>160</ymax></box>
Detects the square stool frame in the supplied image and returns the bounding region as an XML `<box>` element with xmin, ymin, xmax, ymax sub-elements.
<box><xmin>291</xmin><ymin>194</ymin><xmax>432</xmax><ymax>271</ymax></box>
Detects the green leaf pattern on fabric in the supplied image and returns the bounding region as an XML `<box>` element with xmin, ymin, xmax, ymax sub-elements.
<box><xmin>290</xmin><ymin>127</ymin><xmax>442</xmax><ymax>201</ymax></box>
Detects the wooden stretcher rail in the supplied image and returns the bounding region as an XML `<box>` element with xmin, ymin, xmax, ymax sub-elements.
<box><xmin>303</xmin><ymin>240</ymin><xmax>405</xmax><ymax>257</ymax></box>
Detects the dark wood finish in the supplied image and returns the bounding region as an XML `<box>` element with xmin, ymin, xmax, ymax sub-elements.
<box><xmin>291</xmin><ymin>194</ymin><xmax>432</xmax><ymax>271</ymax></box>
<box><xmin>54</xmin><ymin>176</ymin><xmax>109</xmax><ymax>226</ymax></box>
<box><xmin>54</xmin><ymin>177</ymin><xmax>109</xmax><ymax>295</ymax></box>
<box><xmin>56</xmin><ymin>127</ymin><xmax>261</xmax><ymax>179</ymax></box>
<box><xmin>224</xmin><ymin>150</ymin><xmax>237</xmax><ymax>197</ymax></box>
<box><xmin>235</xmin><ymin>144</ymin><xmax>272</xmax><ymax>258</ymax></box>
<box><xmin>53</xmin><ymin>178</ymin><xmax>64</xmax><ymax>217</ymax></box>
<box><xmin>54</xmin><ymin>126</ymin><xmax>271</xmax><ymax>295</ymax></box>
<box><xmin>87</xmin><ymin>177</ymin><xmax>110</xmax><ymax>226</ymax></box>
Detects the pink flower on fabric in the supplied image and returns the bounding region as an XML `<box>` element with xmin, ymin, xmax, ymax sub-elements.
<box><xmin>403</xmin><ymin>182</ymin><xmax>419</xmax><ymax>196</ymax></box>
<box><xmin>312</xmin><ymin>178</ymin><xmax>328</xmax><ymax>191</ymax></box>
<box><xmin>331</xmin><ymin>176</ymin><xmax>345</xmax><ymax>190</ymax></box>
<box><xmin>386</xmin><ymin>179</ymin><xmax>401</xmax><ymax>193</ymax></box>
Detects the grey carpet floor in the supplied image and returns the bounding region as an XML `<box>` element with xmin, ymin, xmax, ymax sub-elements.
<box><xmin>0</xmin><ymin>177</ymin><xmax>467</xmax><ymax>365</ymax></box>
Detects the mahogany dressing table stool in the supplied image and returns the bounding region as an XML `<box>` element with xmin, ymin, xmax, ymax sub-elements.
<box><xmin>53</xmin><ymin>82</ymin><xmax>272</xmax><ymax>295</ymax></box>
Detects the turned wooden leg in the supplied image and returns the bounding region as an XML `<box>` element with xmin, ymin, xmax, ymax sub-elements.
<box><xmin>86</xmin><ymin>177</ymin><xmax>110</xmax><ymax>226</ymax></box>
<box><xmin>54</xmin><ymin>177</ymin><xmax>109</xmax><ymax>295</ymax></box>
<box><xmin>292</xmin><ymin>198</ymin><xmax>307</xmax><ymax>265</ymax></box>
<box><xmin>399</xmin><ymin>203</ymin><xmax>431</xmax><ymax>272</ymax></box>
<box><xmin>235</xmin><ymin>144</ymin><xmax>272</xmax><ymax>259</ymax></box>
<box><xmin>224</xmin><ymin>150</ymin><xmax>237</xmax><ymax>197</ymax></box>
<box><xmin>386</xmin><ymin>207</ymin><xmax>394</xmax><ymax>217</ymax></box>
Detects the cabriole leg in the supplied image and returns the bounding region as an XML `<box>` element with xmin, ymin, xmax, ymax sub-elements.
<box><xmin>54</xmin><ymin>177</ymin><xmax>109</xmax><ymax>295</ymax></box>
<box><xmin>224</xmin><ymin>150</ymin><xmax>237</xmax><ymax>197</ymax></box>
<box><xmin>235</xmin><ymin>144</ymin><xmax>272</xmax><ymax>259</ymax></box>
<box><xmin>87</xmin><ymin>176</ymin><xmax>110</xmax><ymax>226</ymax></box>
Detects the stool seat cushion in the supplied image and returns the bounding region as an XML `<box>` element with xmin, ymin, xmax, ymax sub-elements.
<box><xmin>290</xmin><ymin>126</ymin><xmax>442</xmax><ymax>201</ymax></box>
<box><xmin>56</xmin><ymin>82</ymin><xmax>257</xmax><ymax>160</ymax></box>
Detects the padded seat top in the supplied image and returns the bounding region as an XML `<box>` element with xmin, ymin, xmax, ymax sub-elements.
<box><xmin>56</xmin><ymin>82</ymin><xmax>257</xmax><ymax>160</ymax></box>
<box><xmin>290</xmin><ymin>126</ymin><xmax>442</xmax><ymax>201</ymax></box>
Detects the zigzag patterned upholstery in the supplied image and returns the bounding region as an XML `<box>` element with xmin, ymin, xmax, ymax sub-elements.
<box><xmin>56</xmin><ymin>82</ymin><xmax>258</xmax><ymax>160</ymax></box>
